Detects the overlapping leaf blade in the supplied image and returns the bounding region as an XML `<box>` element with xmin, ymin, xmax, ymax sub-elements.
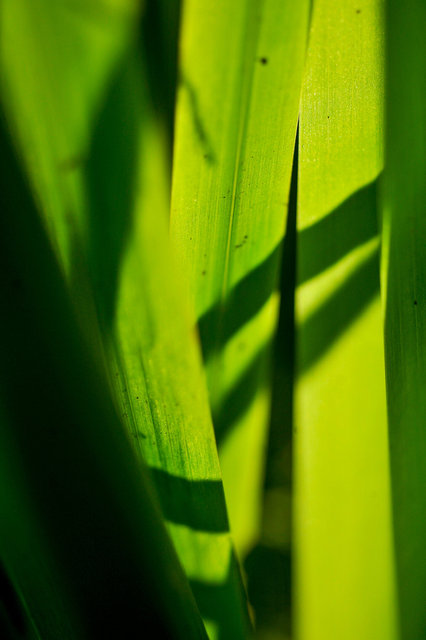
<box><xmin>0</xmin><ymin>3</ymin><xmax>249</xmax><ymax>637</ymax></box>
<box><xmin>171</xmin><ymin>0</ymin><xmax>310</xmax><ymax>559</ymax></box>
<box><xmin>0</xmin><ymin>114</ymin><xmax>207</xmax><ymax>640</ymax></box>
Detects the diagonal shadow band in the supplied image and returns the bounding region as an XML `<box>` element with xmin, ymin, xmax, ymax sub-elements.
<box><xmin>298</xmin><ymin>178</ymin><xmax>379</xmax><ymax>284</ymax></box>
<box><xmin>198</xmin><ymin>179</ymin><xmax>380</xmax><ymax>366</ymax></box>
<box><xmin>298</xmin><ymin>245</ymin><xmax>380</xmax><ymax>374</ymax></box>
<box><xmin>198</xmin><ymin>244</ymin><xmax>282</xmax><ymax>362</ymax></box>
<box><xmin>203</xmin><ymin>178</ymin><xmax>381</xmax><ymax>448</ymax></box>
<box><xmin>149</xmin><ymin>468</ymin><xmax>230</xmax><ymax>533</ymax></box>
<box><xmin>212</xmin><ymin>343</ymin><xmax>272</xmax><ymax>446</ymax></box>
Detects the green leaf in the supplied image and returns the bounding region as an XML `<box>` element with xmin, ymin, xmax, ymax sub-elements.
<box><xmin>0</xmin><ymin>113</ymin><xmax>207</xmax><ymax>640</ymax></box>
<box><xmin>171</xmin><ymin>0</ymin><xmax>311</xmax><ymax>559</ymax></box>
<box><xmin>0</xmin><ymin>4</ymin><xmax>250</xmax><ymax>637</ymax></box>
<box><xmin>0</xmin><ymin>0</ymin><xmax>140</xmax><ymax>272</ymax></box>
<box><xmin>382</xmin><ymin>1</ymin><xmax>426</xmax><ymax>638</ymax></box>
<box><xmin>294</xmin><ymin>1</ymin><xmax>397</xmax><ymax>638</ymax></box>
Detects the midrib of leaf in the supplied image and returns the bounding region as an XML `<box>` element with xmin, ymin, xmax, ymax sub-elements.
<box><xmin>209</xmin><ymin>4</ymin><xmax>261</xmax><ymax>406</ymax></box>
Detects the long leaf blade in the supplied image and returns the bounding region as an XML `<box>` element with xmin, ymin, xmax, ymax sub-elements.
<box><xmin>0</xmin><ymin>113</ymin><xmax>207</xmax><ymax>640</ymax></box>
<box><xmin>381</xmin><ymin>1</ymin><xmax>426</xmax><ymax>637</ymax></box>
<box><xmin>294</xmin><ymin>1</ymin><xmax>397</xmax><ymax>638</ymax></box>
<box><xmin>0</xmin><ymin>4</ymin><xmax>250</xmax><ymax>637</ymax></box>
<box><xmin>171</xmin><ymin>0</ymin><xmax>310</xmax><ymax>559</ymax></box>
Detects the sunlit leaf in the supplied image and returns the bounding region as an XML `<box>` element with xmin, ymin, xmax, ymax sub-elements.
<box><xmin>381</xmin><ymin>1</ymin><xmax>426</xmax><ymax>638</ymax></box>
<box><xmin>171</xmin><ymin>0</ymin><xmax>310</xmax><ymax>559</ymax></box>
<box><xmin>294</xmin><ymin>1</ymin><xmax>397</xmax><ymax>638</ymax></box>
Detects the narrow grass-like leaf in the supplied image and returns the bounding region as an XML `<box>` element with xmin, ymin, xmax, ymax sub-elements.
<box><xmin>0</xmin><ymin>4</ymin><xmax>250</xmax><ymax>638</ymax></box>
<box><xmin>382</xmin><ymin>1</ymin><xmax>426</xmax><ymax>638</ymax></box>
<box><xmin>294</xmin><ymin>1</ymin><xmax>397</xmax><ymax>638</ymax></box>
<box><xmin>0</xmin><ymin>114</ymin><xmax>207</xmax><ymax>640</ymax></box>
<box><xmin>171</xmin><ymin>0</ymin><xmax>310</xmax><ymax>559</ymax></box>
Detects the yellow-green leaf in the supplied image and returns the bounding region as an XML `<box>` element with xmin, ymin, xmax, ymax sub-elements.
<box><xmin>294</xmin><ymin>1</ymin><xmax>397</xmax><ymax>638</ymax></box>
<box><xmin>171</xmin><ymin>0</ymin><xmax>310</xmax><ymax>559</ymax></box>
<box><xmin>381</xmin><ymin>1</ymin><xmax>426</xmax><ymax>638</ymax></box>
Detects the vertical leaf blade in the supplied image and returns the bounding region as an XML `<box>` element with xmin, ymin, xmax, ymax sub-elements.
<box><xmin>171</xmin><ymin>0</ymin><xmax>310</xmax><ymax>559</ymax></box>
<box><xmin>294</xmin><ymin>1</ymin><xmax>397</xmax><ymax>638</ymax></box>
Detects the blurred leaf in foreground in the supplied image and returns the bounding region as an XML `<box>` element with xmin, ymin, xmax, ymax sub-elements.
<box><xmin>0</xmin><ymin>3</ymin><xmax>250</xmax><ymax>637</ymax></box>
<box><xmin>0</xmin><ymin>113</ymin><xmax>207</xmax><ymax>640</ymax></box>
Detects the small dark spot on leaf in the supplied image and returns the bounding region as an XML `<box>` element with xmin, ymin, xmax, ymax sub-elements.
<box><xmin>327</xmin><ymin>115</ymin><xmax>330</xmax><ymax>119</ymax></box>
<box><xmin>414</xmin><ymin>300</ymin><xmax>418</xmax><ymax>305</ymax></box>
<box><xmin>202</xmin><ymin>270</ymin><xmax>206</xmax><ymax>276</ymax></box>
<box><xmin>356</xmin><ymin>8</ymin><xmax>361</xmax><ymax>13</ymax></box>
<box><xmin>244</xmin><ymin>235</ymin><xmax>248</xmax><ymax>239</ymax></box>
<box><xmin>136</xmin><ymin>396</ymin><xmax>139</xmax><ymax>399</ymax></box>
<box><xmin>259</xmin><ymin>57</ymin><xmax>268</xmax><ymax>65</ymax></box>
<box><xmin>235</xmin><ymin>244</ymin><xmax>243</xmax><ymax>249</ymax></box>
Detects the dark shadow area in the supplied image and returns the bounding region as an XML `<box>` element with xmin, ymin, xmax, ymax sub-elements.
<box><xmin>213</xmin><ymin>344</ymin><xmax>271</xmax><ymax>446</ymax></box>
<box><xmin>0</xmin><ymin>116</ymin><xmax>204</xmax><ymax>639</ymax></box>
<box><xmin>198</xmin><ymin>180</ymin><xmax>379</xmax><ymax>372</ymax></box>
<box><xmin>199</xmin><ymin>243</ymin><xmax>282</xmax><ymax>361</ymax></box>
<box><xmin>149</xmin><ymin>468</ymin><xmax>229</xmax><ymax>533</ymax></box>
<box><xmin>243</xmin><ymin>144</ymin><xmax>382</xmax><ymax>638</ymax></box>
<box><xmin>298</xmin><ymin>179</ymin><xmax>379</xmax><ymax>284</ymax></box>
<box><xmin>141</xmin><ymin>0</ymin><xmax>181</xmax><ymax>161</ymax></box>
<box><xmin>298</xmin><ymin>246</ymin><xmax>380</xmax><ymax>373</ymax></box>
<box><xmin>245</xmin><ymin>546</ymin><xmax>292</xmax><ymax>637</ymax></box>
<box><xmin>244</xmin><ymin>129</ymin><xmax>298</xmax><ymax>640</ymax></box>
<box><xmin>190</xmin><ymin>551</ymin><xmax>251</xmax><ymax>640</ymax></box>
<box><xmin>0</xmin><ymin>562</ymin><xmax>27</xmax><ymax>639</ymax></box>
<box><xmin>264</xmin><ymin>130</ymin><xmax>298</xmax><ymax>493</ymax></box>
<box><xmin>84</xmin><ymin>55</ymin><xmax>141</xmax><ymax>329</ymax></box>
<box><xmin>200</xmin><ymin>177</ymin><xmax>381</xmax><ymax>455</ymax></box>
